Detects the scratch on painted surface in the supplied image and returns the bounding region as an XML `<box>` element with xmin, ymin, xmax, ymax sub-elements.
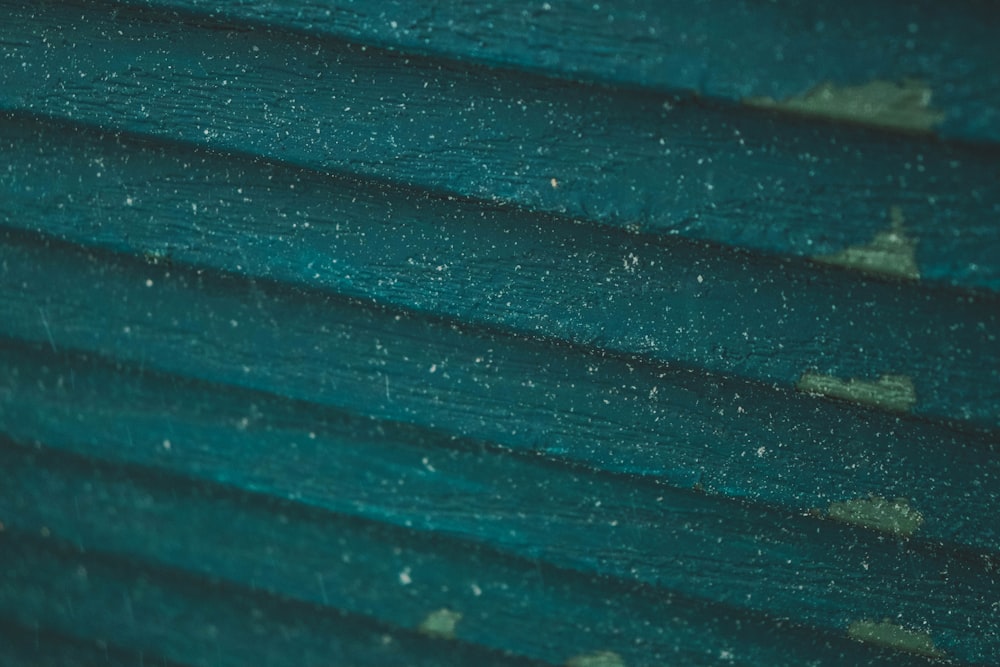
<box><xmin>745</xmin><ymin>79</ymin><xmax>946</xmax><ymax>133</ymax></box>
<box><xmin>417</xmin><ymin>608</ymin><xmax>462</xmax><ymax>639</ymax></box>
<box><xmin>797</xmin><ymin>372</ymin><xmax>916</xmax><ymax>413</ymax></box>
<box><xmin>827</xmin><ymin>497</ymin><xmax>924</xmax><ymax>538</ymax></box>
<box><xmin>566</xmin><ymin>650</ymin><xmax>627</xmax><ymax>667</ymax></box>
<box><xmin>813</xmin><ymin>205</ymin><xmax>920</xmax><ymax>280</ymax></box>
<box><xmin>847</xmin><ymin>619</ymin><xmax>944</xmax><ymax>659</ymax></box>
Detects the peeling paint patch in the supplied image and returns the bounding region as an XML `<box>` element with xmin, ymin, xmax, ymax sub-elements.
<box><xmin>827</xmin><ymin>496</ymin><xmax>924</xmax><ymax>537</ymax></box>
<box><xmin>797</xmin><ymin>372</ymin><xmax>916</xmax><ymax>413</ymax></box>
<box><xmin>848</xmin><ymin>620</ymin><xmax>944</xmax><ymax>659</ymax></box>
<box><xmin>566</xmin><ymin>650</ymin><xmax>627</xmax><ymax>667</ymax></box>
<box><xmin>814</xmin><ymin>206</ymin><xmax>919</xmax><ymax>280</ymax></box>
<box><xmin>745</xmin><ymin>79</ymin><xmax>945</xmax><ymax>132</ymax></box>
<box><xmin>417</xmin><ymin>608</ymin><xmax>462</xmax><ymax>639</ymax></box>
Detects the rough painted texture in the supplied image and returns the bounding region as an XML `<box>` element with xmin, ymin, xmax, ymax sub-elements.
<box><xmin>3</xmin><ymin>2</ymin><xmax>1000</xmax><ymax>294</ymax></box>
<box><xmin>0</xmin><ymin>340</ymin><xmax>995</xmax><ymax>644</ymax></box>
<box><xmin>1</xmin><ymin>1</ymin><xmax>998</xmax><ymax>666</ymax></box>
<box><xmin>1</xmin><ymin>228</ymin><xmax>997</xmax><ymax>663</ymax></box>
<box><xmin>0</xmin><ymin>530</ymin><xmax>548</xmax><ymax>667</ymax></box>
<box><xmin>2</xmin><ymin>233</ymin><xmax>999</xmax><ymax>553</ymax></box>
<box><xmin>0</xmin><ymin>463</ymin><xmax>948</xmax><ymax>667</ymax></box>
<box><xmin>116</xmin><ymin>0</ymin><xmax>1000</xmax><ymax>144</ymax></box>
<box><xmin>2</xmin><ymin>117</ymin><xmax>997</xmax><ymax>429</ymax></box>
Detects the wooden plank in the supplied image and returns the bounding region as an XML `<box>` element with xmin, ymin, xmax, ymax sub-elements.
<box><xmin>1</xmin><ymin>231</ymin><xmax>997</xmax><ymax>546</ymax></box>
<box><xmin>2</xmin><ymin>297</ymin><xmax>997</xmax><ymax>554</ymax></box>
<box><xmin>1</xmin><ymin>3</ymin><xmax>996</xmax><ymax>665</ymax></box>
<box><xmin>3</xmin><ymin>3</ymin><xmax>999</xmax><ymax>293</ymax></box>
<box><xmin>0</xmin><ymin>441</ymin><xmax>981</xmax><ymax>665</ymax></box>
<box><xmin>0</xmin><ymin>529</ymin><xmax>549</xmax><ymax>667</ymax></box>
<box><xmin>2</xmin><ymin>116</ymin><xmax>998</xmax><ymax>430</ymax></box>
<box><xmin>0</xmin><ymin>617</ymin><xmax>195</xmax><ymax>667</ymax></box>
<box><xmin>2</xmin><ymin>332</ymin><xmax>996</xmax><ymax>654</ymax></box>
<box><xmin>114</xmin><ymin>0</ymin><xmax>1000</xmax><ymax>145</ymax></box>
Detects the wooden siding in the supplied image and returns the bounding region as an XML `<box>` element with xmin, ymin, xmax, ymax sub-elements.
<box><xmin>1</xmin><ymin>1</ymin><xmax>998</xmax><ymax>665</ymax></box>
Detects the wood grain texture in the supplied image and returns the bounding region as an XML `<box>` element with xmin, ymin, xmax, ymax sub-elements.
<box><xmin>2</xmin><ymin>2</ymin><xmax>999</xmax><ymax>293</ymax></box>
<box><xmin>115</xmin><ymin>0</ymin><xmax>1000</xmax><ymax>145</ymax></box>
<box><xmin>0</xmin><ymin>618</ymin><xmax>196</xmax><ymax>667</ymax></box>
<box><xmin>4</xmin><ymin>324</ymin><xmax>999</xmax><ymax>553</ymax></box>
<box><xmin>0</xmin><ymin>441</ymin><xmax>979</xmax><ymax>666</ymax></box>
<box><xmin>1</xmin><ymin>231</ymin><xmax>998</xmax><ymax>551</ymax></box>
<box><xmin>0</xmin><ymin>529</ymin><xmax>548</xmax><ymax>667</ymax></box>
<box><xmin>2</xmin><ymin>116</ymin><xmax>998</xmax><ymax>429</ymax></box>
<box><xmin>1</xmin><ymin>1</ymin><xmax>998</xmax><ymax>665</ymax></box>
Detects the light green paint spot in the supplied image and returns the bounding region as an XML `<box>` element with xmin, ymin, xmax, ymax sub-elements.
<box><xmin>417</xmin><ymin>608</ymin><xmax>462</xmax><ymax>639</ymax></box>
<box><xmin>814</xmin><ymin>206</ymin><xmax>919</xmax><ymax>280</ymax></box>
<box><xmin>848</xmin><ymin>620</ymin><xmax>944</xmax><ymax>659</ymax></box>
<box><xmin>745</xmin><ymin>79</ymin><xmax>946</xmax><ymax>132</ymax></box>
<box><xmin>566</xmin><ymin>650</ymin><xmax>627</xmax><ymax>667</ymax></box>
<box><xmin>828</xmin><ymin>497</ymin><xmax>924</xmax><ymax>537</ymax></box>
<box><xmin>797</xmin><ymin>372</ymin><xmax>916</xmax><ymax>413</ymax></box>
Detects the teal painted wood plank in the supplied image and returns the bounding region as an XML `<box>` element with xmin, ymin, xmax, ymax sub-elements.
<box><xmin>1</xmin><ymin>3</ymin><xmax>996</xmax><ymax>666</ymax></box>
<box><xmin>0</xmin><ymin>617</ymin><xmax>194</xmax><ymax>667</ymax></box>
<box><xmin>115</xmin><ymin>0</ymin><xmax>1000</xmax><ymax>145</ymax></box>
<box><xmin>0</xmin><ymin>231</ymin><xmax>997</xmax><ymax>549</ymax></box>
<box><xmin>1</xmin><ymin>314</ymin><xmax>997</xmax><ymax>555</ymax></box>
<box><xmin>0</xmin><ymin>529</ymin><xmax>548</xmax><ymax>667</ymax></box>
<box><xmin>3</xmin><ymin>3</ymin><xmax>999</xmax><ymax>293</ymax></box>
<box><xmin>3</xmin><ymin>166</ymin><xmax>998</xmax><ymax>432</ymax></box>
<box><xmin>1</xmin><ymin>343</ymin><xmax>997</xmax><ymax>658</ymax></box>
<box><xmin>2</xmin><ymin>116</ymin><xmax>998</xmax><ymax>430</ymax></box>
<box><xmin>0</xmin><ymin>441</ymin><xmax>984</xmax><ymax>665</ymax></box>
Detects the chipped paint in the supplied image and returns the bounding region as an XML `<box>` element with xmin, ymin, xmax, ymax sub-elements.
<box><xmin>566</xmin><ymin>650</ymin><xmax>627</xmax><ymax>667</ymax></box>
<box><xmin>796</xmin><ymin>372</ymin><xmax>916</xmax><ymax>413</ymax></box>
<box><xmin>848</xmin><ymin>620</ymin><xmax>944</xmax><ymax>659</ymax></box>
<box><xmin>827</xmin><ymin>496</ymin><xmax>924</xmax><ymax>537</ymax></box>
<box><xmin>745</xmin><ymin>79</ymin><xmax>946</xmax><ymax>132</ymax></box>
<box><xmin>417</xmin><ymin>608</ymin><xmax>462</xmax><ymax>639</ymax></box>
<box><xmin>814</xmin><ymin>206</ymin><xmax>919</xmax><ymax>280</ymax></box>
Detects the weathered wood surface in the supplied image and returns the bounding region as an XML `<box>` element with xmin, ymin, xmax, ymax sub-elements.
<box><xmin>2</xmin><ymin>116</ymin><xmax>998</xmax><ymax>429</ymax></box>
<box><xmin>0</xmin><ymin>440</ymin><xmax>953</xmax><ymax>667</ymax></box>
<box><xmin>3</xmin><ymin>2</ymin><xmax>999</xmax><ymax>294</ymax></box>
<box><xmin>119</xmin><ymin>0</ymin><xmax>1000</xmax><ymax>145</ymax></box>
<box><xmin>0</xmin><ymin>335</ymin><xmax>997</xmax><ymax>664</ymax></box>
<box><xmin>1</xmin><ymin>229</ymin><xmax>998</xmax><ymax>662</ymax></box>
<box><xmin>0</xmin><ymin>530</ymin><xmax>548</xmax><ymax>667</ymax></box>
<box><xmin>2</xmin><ymin>230</ymin><xmax>999</xmax><ymax>534</ymax></box>
<box><xmin>0</xmin><ymin>617</ymin><xmax>194</xmax><ymax>667</ymax></box>
<box><xmin>1</xmin><ymin>1</ymin><xmax>998</xmax><ymax>665</ymax></box>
